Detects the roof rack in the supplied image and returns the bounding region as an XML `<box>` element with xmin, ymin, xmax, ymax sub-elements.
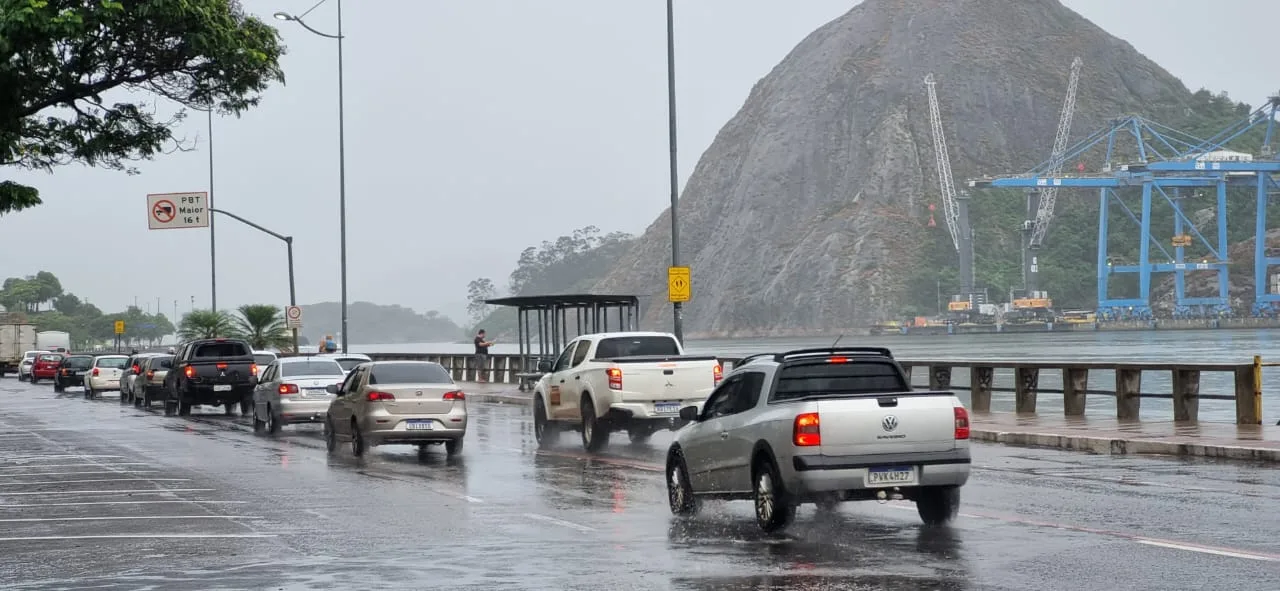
<box><xmin>735</xmin><ymin>353</ymin><xmax>776</xmax><ymax>367</ymax></box>
<box><xmin>775</xmin><ymin>347</ymin><xmax>893</xmax><ymax>361</ymax></box>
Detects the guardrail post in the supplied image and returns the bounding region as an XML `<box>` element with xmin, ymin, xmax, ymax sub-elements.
<box><xmin>1234</xmin><ymin>358</ymin><xmax>1262</xmax><ymax>425</ymax></box>
<box><xmin>1015</xmin><ymin>366</ymin><xmax>1039</xmax><ymax>413</ymax></box>
<box><xmin>1063</xmin><ymin>367</ymin><xmax>1088</xmax><ymax>416</ymax></box>
<box><xmin>1115</xmin><ymin>367</ymin><xmax>1142</xmax><ymax>420</ymax></box>
<box><xmin>970</xmin><ymin>366</ymin><xmax>993</xmax><ymax>413</ymax></box>
<box><xmin>928</xmin><ymin>365</ymin><xmax>952</xmax><ymax>390</ymax></box>
<box><xmin>1171</xmin><ymin>368</ymin><xmax>1200</xmax><ymax>422</ymax></box>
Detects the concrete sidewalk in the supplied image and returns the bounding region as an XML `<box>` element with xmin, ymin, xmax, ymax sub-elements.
<box><xmin>457</xmin><ymin>381</ymin><xmax>1280</xmax><ymax>462</ymax></box>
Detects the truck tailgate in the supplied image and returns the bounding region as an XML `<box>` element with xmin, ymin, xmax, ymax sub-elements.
<box><xmin>815</xmin><ymin>395</ymin><xmax>959</xmax><ymax>455</ymax></box>
<box><xmin>609</xmin><ymin>359</ymin><xmax>719</xmax><ymax>401</ymax></box>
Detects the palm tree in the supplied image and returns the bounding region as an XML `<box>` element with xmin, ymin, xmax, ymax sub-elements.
<box><xmin>178</xmin><ymin>309</ymin><xmax>236</xmax><ymax>340</ymax></box>
<box><xmin>233</xmin><ymin>304</ymin><xmax>292</xmax><ymax>351</ymax></box>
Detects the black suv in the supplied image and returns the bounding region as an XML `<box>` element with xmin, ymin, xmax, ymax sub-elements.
<box><xmin>54</xmin><ymin>355</ymin><xmax>94</xmax><ymax>393</ymax></box>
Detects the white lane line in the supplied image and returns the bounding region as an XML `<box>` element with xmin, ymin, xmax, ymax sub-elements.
<box><xmin>0</xmin><ymin>463</ymin><xmax>150</xmax><ymax>472</ymax></box>
<box><xmin>0</xmin><ymin>534</ymin><xmax>278</xmax><ymax>542</ymax></box>
<box><xmin>0</xmin><ymin>488</ymin><xmax>213</xmax><ymax>496</ymax></box>
<box><xmin>428</xmin><ymin>488</ymin><xmax>484</xmax><ymax>504</ymax></box>
<box><xmin>0</xmin><ymin>478</ymin><xmax>189</xmax><ymax>486</ymax></box>
<box><xmin>0</xmin><ymin>500</ymin><xmax>247</xmax><ymax>508</ymax></box>
<box><xmin>0</xmin><ymin>471</ymin><xmax>160</xmax><ymax>477</ymax></box>
<box><xmin>522</xmin><ymin>513</ymin><xmax>595</xmax><ymax>533</ymax></box>
<box><xmin>1136</xmin><ymin>540</ymin><xmax>1279</xmax><ymax>562</ymax></box>
<box><xmin>0</xmin><ymin>515</ymin><xmax>264</xmax><ymax>523</ymax></box>
<box><xmin>0</xmin><ymin>455</ymin><xmax>124</xmax><ymax>462</ymax></box>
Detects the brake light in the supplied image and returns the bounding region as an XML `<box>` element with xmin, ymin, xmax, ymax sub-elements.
<box><xmin>606</xmin><ymin>367</ymin><xmax>622</xmax><ymax>390</ymax></box>
<box><xmin>61</xmin><ymin>369</ymin><xmax>68</xmax><ymax>376</ymax></box>
<box><xmin>367</xmin><ymin>391</ymin><xmax>395</xmax><ymax>401</ymax></box>
<box><xmin>713</xmin><ymin>364</ymin><xmax>723</xmax><ymax>386</ymax></box>
<box><xmin>793</xmin><ymin>412</ymin><xmax>821</xmax><ymax>446</ymax></box>
<box><xmin>184</xmin><ymin>366</ymin><xmax>195</xmax><ymax>378</ymax></box>
<box><xmin>92</xmin><ymin>368</ymin><xmax>100</xmax><ymax>377</ymax></box>
<box><xmin>828</xmin><ymin>356</ymin><xmax>849</xmax><ymax>364</ymax></box>
<box><xmin>132</xmin><ymin>364</ymin><xmax>140</xmax><ymax>374</ymax></box>
<box><xmin>278</xmin><ymin>384</ymin><xmax>299</xmax><ymax>395</ymax></box>
<box><xmin>216</xmin><ymin>363</ymin><xmax>228</xmax><ymax>370</ymax></box>
<box><xmin>954</xmin><ymin>406</ymin><xmax>970</xmax><ymax>440</ymax></box>
<box><xmin>250</xmin><ymin>363</ymin><xmax>258</xmax><ymax>376</ymax></box>
<box><xmin>146</xmin><ymin>370</ymin><xmax>155</xmax><ymax>380</ymax></box>
<box><xmin>443</xmin><ymin>390</ymin><xmax>465</xmax><ymax>401</ymax></box>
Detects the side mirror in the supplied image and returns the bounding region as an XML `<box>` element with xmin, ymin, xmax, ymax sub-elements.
<box><xmin>679</xmin><ymin>406</ymin><xmax>700</xmax><ymax>421</ymax></box>
<box><xmin>326</xmin><ymin>384</ymin><xmax>339</xmax><ymax>394</ymax></box>
<box><xmin>536</xmin><ymin>360</ymin><xmax>553</xmax><ymax>373</ymax></box>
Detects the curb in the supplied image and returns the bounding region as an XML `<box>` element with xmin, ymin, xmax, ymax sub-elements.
<box><xmin>465</xmin><ymin>393</ymin><xmax>1280</xmax><ymax>463</ymax></box>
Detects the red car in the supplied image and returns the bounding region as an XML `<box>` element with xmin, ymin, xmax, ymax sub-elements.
<box><xmin>30</xmin><ymin>353</ymin><xmax>65</xmax><ymax>384</ymax></box>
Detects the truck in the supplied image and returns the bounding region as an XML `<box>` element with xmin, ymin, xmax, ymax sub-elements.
<box><xmin>35</xmin><ymin>331</ymin><xmax>70</xmax><ymax>353</ymax></box>
<box><xmin>0</xmin><ymin>321</ymin><xmax>38</xmax><ymax>377</ymax></box>
<box><xmin>163</xmin><ymin>337</ymin><xmax>259</xmax><ymax>416</ymax></box>
<box><xmin>531</xmin><ymin>331</ymin><xmax>723</xmax><ymax>452</ymax></box>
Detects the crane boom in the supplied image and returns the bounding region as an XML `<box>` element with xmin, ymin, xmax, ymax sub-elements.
<box><xmin>1028</xmin><ymin>57</ymin><xmax>1083</xmax><ymax>248</ymax></box>
<box><xmin>924</xmin><ymin>73</ymin><xmax>961</xmax><ymax>251</ymax></box>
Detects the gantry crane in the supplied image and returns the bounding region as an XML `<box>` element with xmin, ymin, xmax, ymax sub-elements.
<box><xmin>924</xmin><ymin>74</ymin><xmax>988</xmax><ymax>322</ymax></box>
<box><xmin>1011</xmin><ymin>57</ymin><xmax>1082</xmax><ymax>320</ymax></box>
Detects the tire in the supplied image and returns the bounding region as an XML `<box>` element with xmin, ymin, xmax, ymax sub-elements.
<box><xmin>54</xmin><ymin>383</ymin><xmax>64</xmax><ymax>393</ymax></box>
<box><xmin>753</xmin><ymin>455</ymin><xmax>796</xmax><ymax>533</ymax></box>
<box><xmin>121</xmin><ymin>390</ymin><xmax>131</xmax><ymax>404</ymax></box>
<box><xmin>533</xmin><ymin>397</ymin><xmax>559</xmax><ymax>448</ymax></box>
<box><xmin>324</xmin><ymin>419</ymin><xmax>337</xmax><ymax>454</ymax></box>
<box><xmin>178</xmin><ymin>394</ymin><xmax>192</xmax><ymax>416</ymax></box>
<box><xmin>164</xmin><ymin>399</ymin><xmax>176</xmax><ymax>416</ymax></box>
<box><xmin>666</xmin><ymin>447</ymin><xmax>700</xmax><ymax>516</ymax></box>
<box><xmin>253</xmin><ymin>410</ymin><xmax>266</xmax><ymax>434</ymax></box>
<box><xmin>240</xmin><ymin>399</ymin><xmax>251</xmax><ymax>416</ymax></box>
<box><xmin>267</xmin><ymin>406</ymin><xmax>282</xmax><ymax>435</ymax></box>
<box><xmin>135</xmin><ymin>389</ymin><xmax>145</xmax><ymax>408</ymax></box>
<box><xmin>85</xmin><ymin>386</ymin><xmax>94</xmax><ymax>400</ymax></box>
<box><xmin>580</xmin><ymin>397</ymin><xmax>610</xmax><ymax>452</ymax></box>
<box><xmin>915</xmin><ymin>486</ymin><xmax>961</xmax><ymax>525</ymax></box>
<box><xmin>223</xmin><ymin>402</ymin><xmax>236</xmax><ymax>416</ymax></box>
<box><xmin>445</xmin><ymin>437</ymin><xmax>464</xmax><ymax>457</ymax></box>
<box><xmin>350</xmin><ymin>421</ymin><xmax>365</xmax><ymax>457</ymax></box>
<box><xmin>416</xmin><ymin>444</ymin><xmax>430</xmax><ymax>460</ymax></box>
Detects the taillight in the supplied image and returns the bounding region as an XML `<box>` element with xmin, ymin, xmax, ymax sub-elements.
<box><xmin>132</xmin><ymin>364</ymin><xmax>140</xmax><ymax>374</ymax></box>
<box><xmin>828</xmin><ymin>356</ymin><xmax>849</xmax><ymax>364</ymax></box>
<box><xmin>92</xmin><ymin>368</ymin><xmax>100</xmax><ymax>377</ymax></box>
<box><xmin>793</xmin><ymin>412</ymin><xmax>821</xmax><ymax>446</ymax></box>
<box><xmin>216</xmin><ymin>363</ymin><xmax>228</xmax><ymax>370</ymax></box>
<box><xmin>443</xmin><ymin>390</ymin><xmax>465</xmax><ymax>401</ymax></box>
<box><xmin>250</xmin><ymin>363</ymin><xmax>258</xmax><ymax>376</ymax></box>
<box><xmin>367</xmin><ymin>391</ymin><xmax>395</xmax><ymax>401</ymax></box>
<box><xmin>606</xmin><ymin>367</ymin><xmax>622</xmax><ymax>390</ymax></box>
<box><xmin>954</xmin><ymin>406</ymin><xmax>970</xmax><ymax>440</ymax></box>
<box><xmin>146</xmin><ymin>370</ymin><xmax>155</xmax><ymax>379</ymax></box>
<box><xmin>278</xmin><ymin>384</ymin><xmax>299</xmax><ymax>395</ymax></box>
<box><xmin>184</xmin><ymin>366</ymin><xmax>195</xmax><ymax>378</ymax></box>
<box><xmin>61</xmin><ymin>369</ymin><xmax>68</xmax><ymax>376</ymax></box>
<box><xmin>713</xmin><ymin>364</ymin><xmax>723</xmax><ymax>386</ymax></box>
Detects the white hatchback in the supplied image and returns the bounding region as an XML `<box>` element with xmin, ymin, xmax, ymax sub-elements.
<box><xmin>86</xmin><ymin>355</ymin><xmax>129</xmax><ymax>399</ymax></box>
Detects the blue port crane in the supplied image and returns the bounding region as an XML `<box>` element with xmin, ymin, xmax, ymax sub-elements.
<box><xmin>968</xmin><ymin>97</ymin><xmax>1280</xmax><ymax>320</ymax></box>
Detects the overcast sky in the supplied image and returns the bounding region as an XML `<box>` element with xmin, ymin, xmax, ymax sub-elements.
<box><xmin>1</xmin><ymin>0</ymin><xmax>1272</xmax><ymax>323</ymax></box>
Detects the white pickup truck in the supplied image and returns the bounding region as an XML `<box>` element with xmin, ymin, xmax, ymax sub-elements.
<box><xmin>531</xmin><ymin>331</ymin><xmax>723</xmax><ymax>452</ymax></box>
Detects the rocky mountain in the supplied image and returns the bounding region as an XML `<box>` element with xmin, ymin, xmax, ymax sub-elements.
<box><xmin>593</xmin><ymin>0</ymin><xmax>1204</xmax><ymax>337</ymax></box>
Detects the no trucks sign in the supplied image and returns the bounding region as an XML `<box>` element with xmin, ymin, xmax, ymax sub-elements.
<box><xmin>148</xmin><ymin>192</ymin><xmax>209</xmax><ymax>230</ymax></box>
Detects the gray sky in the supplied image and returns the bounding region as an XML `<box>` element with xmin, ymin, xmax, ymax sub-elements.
<box><xmin>1</xmin><ymin>0</ymin><xmax>1272</xmax><ymax>323</ymax></box>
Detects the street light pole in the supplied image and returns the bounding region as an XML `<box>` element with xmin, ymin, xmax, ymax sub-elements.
<box><xmin>274</xmin><ymin>1</ymin><xmax>348</xmax><ymax>353</ymax></box>
<box><xmin>208</xmin><ymin>110</ymin><xmax>217</xmax><ymax>314</ymax></box>
<box><xmin>665</xmin><ymin>0</ymin><xmax>683</xmax><ymax>344</ymax></box>
<box><xmin>208</xmin><ymin>208</ymin><xmax>299</xmax><ymax>353</ymax></box>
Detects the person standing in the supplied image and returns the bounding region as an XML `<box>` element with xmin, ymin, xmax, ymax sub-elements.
<box><xmin>473</xmin><ymin>329</ymin><xmax>494</xmax><ymax>383</ymax></box>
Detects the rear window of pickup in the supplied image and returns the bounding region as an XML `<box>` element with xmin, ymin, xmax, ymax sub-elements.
<box><xmin>773</xmin><ymin>360</ymin><xmax>909</xmax><ymax>400</ymax></box>
<box><xmin>192</xmin><ymin>342</ymin><xmax>250</xmax><ymax>358</ymax></box>
<box><xmin>595</xmin><ymin>336</ymin><xmax>680</xmax><ymax>358</ymax></box>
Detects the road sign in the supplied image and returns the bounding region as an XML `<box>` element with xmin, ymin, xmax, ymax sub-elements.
<box><xmin>147</xmin><ymin>192</ymin><xmax>209</xmax><ymax>230</ymax></box>
<box><xmin>114</xmin><ymin>320</ymin><xmax>126</xmax><ymax>335</ymax></box>
<box><xmin>668</xmin><ymin>266</ymin><xmax>691</xmax><ymax>303</ymax></box>
<box><xmin>285</xmin><ymin>305</ymin><xmax>303</xmax><ymax>329</ymax></box>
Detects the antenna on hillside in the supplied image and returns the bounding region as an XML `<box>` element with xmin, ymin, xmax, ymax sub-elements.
<box><xmin>831</xmin><ymin>334</ymin><xmax>845</xmax><ymax>347</ymax></box>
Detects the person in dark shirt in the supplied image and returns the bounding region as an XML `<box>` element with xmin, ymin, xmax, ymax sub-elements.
<box><xmin>473</xmin><ymin>329</ymin><xmax>494</xmax><ymax>383</ymax></box>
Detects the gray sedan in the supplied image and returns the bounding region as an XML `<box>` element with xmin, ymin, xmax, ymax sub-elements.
<box><xmin>252</xmin><ymin>357</ymin><xmax>346</xmax><ymax>434</ymax></box>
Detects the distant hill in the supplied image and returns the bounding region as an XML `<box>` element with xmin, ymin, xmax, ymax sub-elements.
<box><xmin>299</xmin><ymin>301</ymin><xmax>463</xmax><ymax>345</ymax></box>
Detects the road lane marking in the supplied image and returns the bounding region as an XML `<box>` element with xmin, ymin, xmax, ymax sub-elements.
<box><xmin>0</xmin><ymin>534</ymin><xmax>278</xmax><ymax>542</ymax></box>
<box><xmin>0</xmin><ymin>454</ymin><xmax>125</xmax><ymax>462</ymax></box>
<box><xmin>1136</xmin><ymin>540</ymin><xmax>1279</xmax><ymax>562</ymax></box>
<box><xmin>0</xmin><ymin>478</ymin><xmax>190</xmax><ymax>486</ymax></box>
<box><xmin>0</xmin><ymin>515</ymin><xmax>264</xmax><ymax>523</ymax></box>
<box><xmin>0</xmin><ymin>488</ymin><xmax>213</xmax><ymax>496</ymax></box>
<box><xmin>522</xmin><ymin>513</ymin><xmax>595</xmax><ymax>533</ymax></box>
<box><xmin>0</xmin><ymin>470</ymin><xmax>160</xmax><ymax>477</ymax></box>
<box><xmin>0</xmin><ymin>463</ymin><xmax>150</xmax><ymax>472</ymax></box>
<box><xmin>0</xmin><ymin>500</ymin><xmax>247</xmax><ymax>508</ymax></box>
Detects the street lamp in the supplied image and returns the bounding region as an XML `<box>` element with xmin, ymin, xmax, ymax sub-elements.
<box><xmin>274</xmin><ymin>1</ymin><xmax>349</xmax><ymax>353</ymax></box>
<box><xmin>665</xmin><ymin>0</ymin><xmax>683</xmax><ymax>344</ymax></box>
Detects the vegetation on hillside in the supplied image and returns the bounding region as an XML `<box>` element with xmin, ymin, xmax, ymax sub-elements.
<box><xmin>900</xmin><ymin>89</ymin><xmax>1280</xmax><ymax>316</ymax></box>
<box><xmin>465</xmin><ymin>226</ymin><xmax>635</xmax><ymax>336</ymax></box>
<box><xmin>1</xmin><ymin>0</ymin><xmax>285</xmax><ymax>215</ymax></box>
<box><xmin>0</xmin><ymin>271</ymin><xmax>174</xmax><ymax>347</ymax></box>
<box><xmin>297</xmin><ymin>301</ymin><xmax>461</xmax><ymax>345</ymax></box>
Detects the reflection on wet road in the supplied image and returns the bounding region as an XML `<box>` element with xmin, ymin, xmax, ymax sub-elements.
<box><xmin>0</xmin><ymin>377</ymin><xmax>1276</xmax><ymax>590</ymax></box>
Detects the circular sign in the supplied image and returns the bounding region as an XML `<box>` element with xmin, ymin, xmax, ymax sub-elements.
<box><xmin>286</xmin><ymin>306</ymin><xmax>301</xmax><ymax>320</ymax></box>
<box><xmin>152</xmin><ymin>200</ymin><xmax>176</xmax><ymax>223</ymax></box>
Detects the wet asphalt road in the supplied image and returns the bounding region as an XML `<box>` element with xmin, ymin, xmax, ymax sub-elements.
<box><xmin>0</xmin><ymin>377</ymin><xmax>1277</xmax><ymax>590</ymax></box>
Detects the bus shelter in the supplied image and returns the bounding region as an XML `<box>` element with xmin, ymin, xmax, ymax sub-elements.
<box><xmin>483</xmin><ymin>294</ymin><xmax>641</xmax><ymax>390</ymax></box>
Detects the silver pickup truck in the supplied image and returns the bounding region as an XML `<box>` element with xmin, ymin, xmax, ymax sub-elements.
<box><xmin>665</xmin><ymin>346</ymin><xmax>971</xmax><ymax>532</ymax></box>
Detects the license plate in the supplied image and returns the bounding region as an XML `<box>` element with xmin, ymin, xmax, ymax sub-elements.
<box><xmin>867</xmin><ymin>466</ymin><xmax>916</xmax><ymax>486</ymax></box>
<box><xmin>406</xmin><ymin>421</ymin><xmax>434</xmax><ymax>431</ymax></box>
<box><xmin>305</xmin><ymin>389</ymin><xmax>328</xmax><ymax>396</ymax></box>
<box><xmin>213</xmin><ymin>384</ymin><xmax>232</xmax><ymax>392</ymax></box>
<box><xmin>654</xmin><ymin>402</ymin><xmax>680</xmax><ymax>414</ymax></box>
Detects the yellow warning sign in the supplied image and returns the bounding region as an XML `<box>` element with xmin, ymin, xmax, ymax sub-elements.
<box><xmin>114</xmin><ymin>320</ymin><xmax>126</xmax><ymax>334</ymax></box>
<box><xmin>668</xmin><ymin>266</ymin><xmax>691</xmax><ymax>303</ymax></box>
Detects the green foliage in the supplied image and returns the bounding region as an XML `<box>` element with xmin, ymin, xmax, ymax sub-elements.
<box><xmin>0</xmin><ymin>270</ymin><xmax>173</xmax><ymax>346</ymax></box>
<box><xmin>0</xmin><ymin>0</ymin><xmax>286</xmax><ymax>214</ymax></box>
<box><xmin>231</xmin><ymin>304</ymin><xmax>292</xmax><ymax>351</ymax></box>
<box><xmin>900</xmin><ymin>88</ymin><xmax>1278</xmax><ymax>314</ymax></box>
<box><xmin>177</xmin><ymin>309</ymin><xmax>235</xmax><ymax>340</ymax></box>
<box><xmin>466</xmin><ymin>278</ymin><xmax>497</xmax><ymax>324</ymax></box>
<box><xmin>297</xmin><ymin>302</ymin><xmax>462</xmax><ymax>345</ymax></box>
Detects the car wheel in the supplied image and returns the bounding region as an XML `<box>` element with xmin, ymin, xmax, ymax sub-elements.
<box><xmin>54</xmin><ymin>383</ymin><xmax>64</xmax><ymax>393</ymax></box>
<box><xmin>240</xmin><ymin>399</ymin><xmax>251</xmax><ymax>416</ymax></box>
<box><xmin>416</xmin><ymin>444</ymin><xmax>430</xmax><ymax>461</ymax></box>
<box><xmin>178</xmin><ymin>397</ymin><xmax>192</xmax><ymax>416</ymax></box>
<box><xmin>915</xmin><ymin>486</ymin><xmax>961</xmax><ymax>526</ymax></box>
<box><xmin>121</xmin><ymin>390</ymin><xmax>131</xmax><ymax>404</ymax></box>
<box><xmin>324</xmin><ymin>419</ymin><xmax>337</xmax><ymax>454</ymax></box>
<box><xmin>267</xmin><ymin>407</ymin><xmax>282</xmax><ymax>435</ymax></box>
<box><xmin>753</xmin><ymin>455</ymin><xmax>795</xmax><ymax>533</ymax></box>
<box><xmin>445</xmin><ymin>437</ymin><xmax>464</xmax><ymax>457</ymax></box>
<box><xmin>580</xmin><ymin>397</ymin><xmax>610</xmax><ymax>452</ymax></box>
<box><xmin>85</xmin><ymin>386</ymin><xmax>94</xmax><ymax>400</ymax></box>
<box><xmin>223</xmin><ymin>402</ymin><xmax>235</xmax><ymax>416</ymax></box>
<box><xmin>253</xmin><ymin>410</ymin><xmax>266</xmax><ymax>434</ymax></box>
<box><xmin>350</xmin><ymin>421</ymin><xmax>365</xmax><ymax>456</ymax></box>
<box><xmin>163</xmin><ymin>398</ymin><xmax>176</xmax><ymax>416</ymax></box>
<box><xmin>666</xmin><ymin>447</ymin><xmax>700</xmax><ymax>516</ymax></box>
<box><xmin>533</xmin><ymin>397</ymin><xmax>559</xmax><ymax>448</ymax></box>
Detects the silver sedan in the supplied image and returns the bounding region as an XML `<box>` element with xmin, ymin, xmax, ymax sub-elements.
<box><xmin>252</xmin><ymin>357</ymin><xmax>345</xmax><ymax>434</ymax></box>
<box><xmin>323</xmin><ymin>361</ymin><xmax>467</xmax><ymax>459</ymax></box>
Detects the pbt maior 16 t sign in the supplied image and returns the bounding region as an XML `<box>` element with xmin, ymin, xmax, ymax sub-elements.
<box><xmin>147</xmin><ymin>192</ymin><xmax>209</xmax><ymax>230</ymax></box>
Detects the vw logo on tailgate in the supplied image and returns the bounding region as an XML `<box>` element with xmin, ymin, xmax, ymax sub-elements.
<box><xmin>881</xmin><ymin>415</ymin><xmax>899</xmax><ymax>432</ymax></box>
